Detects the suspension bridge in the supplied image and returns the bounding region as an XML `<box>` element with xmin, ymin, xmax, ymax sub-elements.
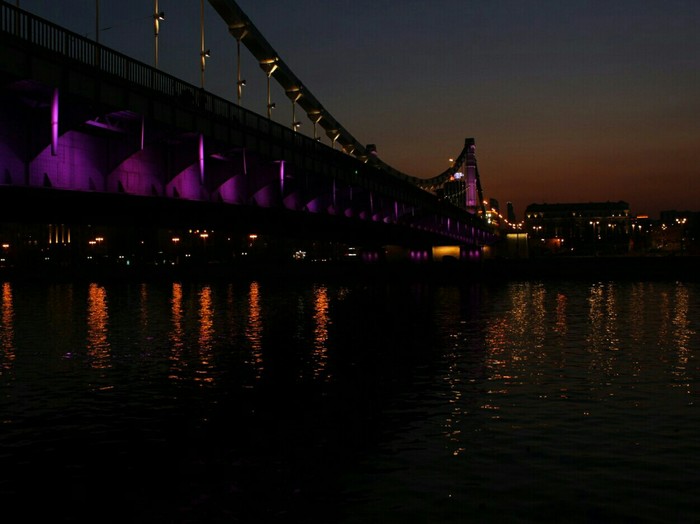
<box><xmin>0</xmin><ymin>0</ymin><xmax>498</xmax><ymax>267</ymax></box>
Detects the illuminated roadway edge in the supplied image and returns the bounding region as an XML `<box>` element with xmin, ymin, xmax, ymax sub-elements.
<box><xmin>208</xmin><ymin>0</ymin><xmax>463</xmax><ymax>190</ymax></box>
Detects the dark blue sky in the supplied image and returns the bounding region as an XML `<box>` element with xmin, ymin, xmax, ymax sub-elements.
<box><xmin>17</xmin><ymin>0</ymin><xmax>700</xmax><ymax>218</ymax></box>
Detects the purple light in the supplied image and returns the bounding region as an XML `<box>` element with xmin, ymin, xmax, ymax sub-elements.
<box><xmin>140</xmin><ymin>115</ymin><xmax>145</xmax><ymax>150</ymax></box>
<box><xmin>279</xmin><ymin>160</ymin><xmax>285</xmax><ymax>195</ymax></box>
<box><xmin>51</xmin><ymin>88</ymin><xmax>59</xmax><ymax>156</ymax></box>
<box><xmin>167</xmin><ymin>165</ymin><xmax>202</xmax><ymax>200</ymax></box>
<box><xmin>198</xmin><ymin>134</ymin><xmax>205</xmax><ymax>183</ymax></box>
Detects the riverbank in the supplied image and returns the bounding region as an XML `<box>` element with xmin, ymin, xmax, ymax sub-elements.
<box><xmin>482</xmin><ymin>255</ymin><xmax>700</xmax><ymax>282</ymax></box>
<box><xmin>1</xmin><ymin>255</ymin><xmax>698</xmax><ymax>284</ymax></box>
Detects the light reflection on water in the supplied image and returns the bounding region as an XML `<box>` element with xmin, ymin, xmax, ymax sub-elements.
<box><xmin>86</xmin><ymin>283</ymin><xmax>110</xmax><ymax>370</ymax></box>
<box><xmin>196</xmin><ymin>285</ymin><xmax>215</xmax><ymax>384</ymax></box>
<box><xmin>0</xmin><ymin>282</ymin><xmax>14</xmax><ymax>370</ymax></box>
<box><xmin>0</xmin><ymin>278</ymin><xmax>698</xmax><ymax>522</ymax></box>
<box><xmin>246</xmin><ymin>280</ymin><xmax>264</xmax><ymax>379</ymax></box>
<box><xmin>312</xmin><ymin>285</ymin><xmax>330</xmax><ymax>380</ymax></box>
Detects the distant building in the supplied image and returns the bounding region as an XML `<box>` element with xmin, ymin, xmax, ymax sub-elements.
<box><xmin>652</xmin><ymin>210</ymin><xmax>699</xmax><ymax>254</ymax></box>
<box><xmin>524</xmin><ymin>201</ymin><xmax>631</xmax><ymax>256</ymax></box>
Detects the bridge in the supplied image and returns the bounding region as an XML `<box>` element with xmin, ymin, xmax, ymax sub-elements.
<box><xmin>0</xmin><ymin>0</ymin><xmax>498</xmax><ymax>268</ymax></box>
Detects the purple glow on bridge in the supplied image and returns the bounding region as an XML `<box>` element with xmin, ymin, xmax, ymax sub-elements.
<box><xmin>279</xmin><ymin>160</ymin><xmax>285</xmax><ymax>196</ymax></box>
<box><xmin>110</xmin><ymin>149</ymin><xmax>163</xmax><ymax>196</ymax></box>
<box><xmin>0</xmin><ymin>2</ymin><xmax>500</xmax><ymax>273</ymax></box>
<box><xmin>199</xmin><ymin>134</ymin><xmax>205</xmax><ymax>183</ymax></box>
<box><xmin>167</xmin><ymin>165</ymin><xmax>204</xmax><ymax>200</ymax></box>
<box><xmin>51</xmin><ymin>88</ymin><xmax>58</xmax><ymax>157</ymax></box>
<box><xmin>409</xmin><ymin>249</ymin><xmax>430</xmax><ymax>262</ymax></box>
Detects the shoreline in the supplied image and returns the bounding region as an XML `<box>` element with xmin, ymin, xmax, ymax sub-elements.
<box><xmin>481</xmin><ymin>255</ymin><xmax>700</xmax><ymax>282</ymax></box>
<box><xmin>1</xmin><ymin>255</ymin><xmax>698</xmax><ymax>284</ymax></box>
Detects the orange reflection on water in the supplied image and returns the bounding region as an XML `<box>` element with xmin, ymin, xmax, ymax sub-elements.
<box><xmin>587</xmin><ymin>283</ymin><xmax>620</xmax><ymax>366</ymax></box>
<box><xmin>86</xmin><ymin>283</ymin><xmax>111</xmax><ymax>369</ymax></box>
<box><xmin>671</xmin><ymin>283</ymin><xmax>693</xmax><ymax>386</ymax></box>
<box><xmin>198</xmin><ymin>286</ymin><xmax>214</xmax><ymax>350</ymax></box>
<box><xmin>246</xmin><ymin>281</ymin><xmax>264</xmax><ymax>378</ymax></box>
<box><xmin>1</xmin><ymin>282</ymin><xmax>15</xmax><ymax>370</ymax></box>
<box><xmin>312</xmin><ymin>285</ymin><xmax>330</xmax><ymax>380</ymax></box>
<box><xmin>482</xmin><ymin>283</ymin><xmax>551</xmax><ymax>423</ymax></box>
<box><xmin>554</xmin><ymin>293</ymin><xmax>568</xmax><ymax>337</ymax></box>
<box><xmin>168</xmin><ymin>282</ymin><xmax>185</xmax><ymax>381</ymax></box>
<box><xmin>672</xmin><ymin>284</ymin><xmax>692</xmax><ymax>352</ymax></box>
<box><xmin>139</xmin><ymin>283</ymin><xmax>149</xmax><ymax>332</ymax></box>
<box><xmin>195</xmin><ymin>286</ymin><xmax>216</xmax><ymax>384</ymax></box>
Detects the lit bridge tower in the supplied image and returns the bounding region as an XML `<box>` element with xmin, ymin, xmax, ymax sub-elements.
<box><xmin>463</xmin><ymin>138</ymin><xmax>482</xmax><ymax>214</ymax></box>
<box><xmin>423</xmin><ymin>138</ymin><xmax>485</xmax><ymax>217</ymax></box>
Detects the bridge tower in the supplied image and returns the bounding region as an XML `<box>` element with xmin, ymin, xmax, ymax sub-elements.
<box><xmin>464</xmin><ymin>138</ymin><xmax>480</xmax><ymax>213</ymax></box>
<box><xmin>440</xmin><ymin>138</ymin><xmax>485</xmax><ymax>216</ymax></box>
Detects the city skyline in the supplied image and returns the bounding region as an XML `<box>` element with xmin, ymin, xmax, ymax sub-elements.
<box><xmin>15</xmin><ymin>0</ymin><xmax>700</xmax><ymax>219</ymax></box>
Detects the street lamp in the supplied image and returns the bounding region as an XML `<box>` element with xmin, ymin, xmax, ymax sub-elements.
<box><xmin>676</xmin><ymin>217</ymin><xmax>687</xmax><ymax>252</ymax></box>
<box><xmin>308</xmin><ymin>110</ymin><xmax>322</xmax><ymax>140</ymax></box>
<box><xmin>229</xmin><ymin>23</ymin><xmax>248</xmax><ymax>106</ymax></box>
<box><xmin>199</xmin><ymin>0</ymin><xmax>210</xmax><ymax>89</ymax></box>
<box><xmin>154</xmin><ymin>0</ymin><xmax>165</xmax><ymax>69</ymax></box>
<box><xmin>260</xmin><ymin>58</ymin><xmax>279</xmax><ymax>118</ymax></box>
<box><xmin>328</xmin><ymin>130</ymin><xmax>340</xmax><ymax>149</ymax></box>
<box><xmin>287</xmin><ymin>86</ymin><xmax>303</xmax><ymax>131</ymax></box>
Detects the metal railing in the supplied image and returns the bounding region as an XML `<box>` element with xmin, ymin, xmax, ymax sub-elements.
<box><xmin>0</xmin><ymin>1</ymin><xmax>336</xmax><ymax>163</ymax></box>
<box><xmin>0</xmin><ymin>1</ymin><xmax>491</xmax><ymax>236</ymax></box>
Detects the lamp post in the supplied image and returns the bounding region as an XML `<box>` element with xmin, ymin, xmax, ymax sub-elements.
<box><xmin>199</xmin><ymin>0</ymin><xmax>210</xmax><ymax>89</ymax></box>
<box><xmin>229</xmin><ymin>24</ymin><xmax>248</xmax><ymax>106</ymax></box>
<box><xmin>153</xmin><ymin>0</ymin><xmax>165</xmax><ymax>69</ymax></box>
<box><xmin>95</xmin><ymin>0</ymin><xmax>99</xmax><ymax>44</ymax></box>
<box><xmin>676</xmin><ymin>217</ymin><xmax>687</xmax><ymax>253</ymax></box>
<box><xmin>308</xmin><ymin>110</ymin><xmax>322</xmax><ymax>140</ymax></box>
<box><xmin>260</xmin><ymin>58</ymin><xmax>279</xmax><ymax>119</ymax></box>
<box><xmin>287</xmin><ymin>87</ymin><xmax>302</xmax><ymax>131</ymax></box>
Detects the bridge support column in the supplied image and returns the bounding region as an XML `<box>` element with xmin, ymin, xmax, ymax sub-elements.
<box><xmin>250</xmin><ymin>161</ymin><xmax>282</xmax><ymax>208</ymax></box>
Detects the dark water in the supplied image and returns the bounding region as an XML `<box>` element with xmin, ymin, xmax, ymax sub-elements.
<box><xmin>1</xmin><ymin>276</ymin><xmax>699</xmax><ymax>523</ymax></box>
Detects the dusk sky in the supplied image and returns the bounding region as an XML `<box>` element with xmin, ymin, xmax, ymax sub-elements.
<box><xmin>17</xmin><ymin>0</ymin><xmax>700</xmax><ymax>219</ymax></box>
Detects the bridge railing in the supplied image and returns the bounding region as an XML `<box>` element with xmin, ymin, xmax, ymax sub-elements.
<box><xmin>1</xmin><ymin>2</ymin><xmax>494</xmax><ymax>240</ymax></box>
<box><xmin>1</xmin><ymin>2</ymin><xmax>429</xmax><ymax>185</ymax></box>
<box><xmin>0</xmin><ymin>2</ymin><xmax>319</xmax><ymax>163</ymax></box>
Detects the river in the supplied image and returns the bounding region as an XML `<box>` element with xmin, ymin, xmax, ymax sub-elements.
<box><xmin>0</xmin><ymin>273</ymin><xmax>698</xmax><ymax>523</ymax></box>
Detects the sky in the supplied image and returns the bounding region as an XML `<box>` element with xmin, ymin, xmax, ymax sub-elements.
<box><xmin>16</xmin><ymin>0</ymin><xmax>700</xmax><ymax>219</ymax></box>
